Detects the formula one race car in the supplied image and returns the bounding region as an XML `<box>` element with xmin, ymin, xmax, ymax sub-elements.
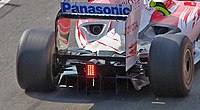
<box><xmin>16</xmin><ymin>0</ymin><xmax>200</xmax><ymax>97</ymax></box>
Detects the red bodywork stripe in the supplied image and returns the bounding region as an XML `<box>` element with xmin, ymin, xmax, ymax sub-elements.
<box><xmin>76</xmin><ymin>21</ymin><xmax>89</xmax><ymax>46</ymax></box>
<box><xmin>96</xmin><ymin>41</ymin><xmax>118</xmax><ymax>51</ymax></box>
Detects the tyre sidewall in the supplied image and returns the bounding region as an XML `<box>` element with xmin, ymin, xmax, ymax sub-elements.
<box><xmin>179</xmin><ymin>37</ymin><xmax>194</xmax><ymax>95</ymax></box>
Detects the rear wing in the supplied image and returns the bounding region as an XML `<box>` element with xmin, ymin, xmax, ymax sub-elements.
<box><xmin>61</xmin><ymin>2</ymin><xmax>131</xmax><ymax>20</ymax></box>
<box><xmin>59</xmin><ymin>1</ymin><xmax>142</xmax><ymax>71</ymax></box>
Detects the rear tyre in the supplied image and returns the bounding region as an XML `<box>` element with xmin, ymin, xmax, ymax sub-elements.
<box><xmin>149</xmin><ymin>34</ymin><xmax>194</xmax><ymax>97</ymax></box>
<box><xmin>16</xmin><ymin>29</ymin><xmax>58</xmax><ymax>91</ymax></box>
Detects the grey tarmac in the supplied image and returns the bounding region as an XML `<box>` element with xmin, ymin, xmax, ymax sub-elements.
<box><xmin>1</xmin><ymin>0</ymin><xmax>200</xmax><ymax>110</ymax></box>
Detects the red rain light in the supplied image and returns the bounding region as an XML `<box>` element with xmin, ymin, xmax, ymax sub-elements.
<box><xmin>86</xmin><ymin>63</ymin><xmax>96</xmax><ymax>78</ymax></box>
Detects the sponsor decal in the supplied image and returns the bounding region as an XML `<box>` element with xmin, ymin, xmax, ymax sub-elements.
<box><xmin>126</xmin><ymin>42</ymin><xmax>137</xmax><ymax>58</ymax></box>
<box><xmin>61</xmin><ymin>2</ymin><xmax>131</xmax><ymax>16</ymax></box>
<box><xmin>126</xmin><ymin>21</ymin><xmax>139</xmax><ymax>35</ymax></box>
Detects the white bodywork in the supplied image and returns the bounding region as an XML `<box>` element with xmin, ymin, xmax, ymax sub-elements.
<box><xmin>60</xmin><ymin>0</ymin><xmax>200</xmax><ymax>71</ymax></box>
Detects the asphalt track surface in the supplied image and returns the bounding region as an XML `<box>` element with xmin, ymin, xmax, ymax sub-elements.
<box><xmin>1</xmin><ymin>0</ymin><xmax>200</xmax><ymax>110</ymax></box>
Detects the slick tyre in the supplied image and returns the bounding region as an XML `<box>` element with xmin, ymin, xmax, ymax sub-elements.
<box><xmin>149</xmin><ymin>34</ymin><xmax>194</xmax><ymax>97</ymax></box>
<box><xmin>16</xmin><ymin>29</ymin><xmax>57</xmax><ymax>91</ymax></box>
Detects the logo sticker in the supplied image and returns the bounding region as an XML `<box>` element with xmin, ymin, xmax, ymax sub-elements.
<box><xmin>61</xmin><ymin>2</ymin><xmax>131</xmax><ymax>16</ymax></box>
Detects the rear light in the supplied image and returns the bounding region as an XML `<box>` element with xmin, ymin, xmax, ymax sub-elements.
<box><xmin>86</xmin><ymin>63</ymin><xmax>96</xmax><ymax>78</ymax></box>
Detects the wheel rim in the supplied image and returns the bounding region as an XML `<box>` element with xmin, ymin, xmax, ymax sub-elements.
<box><xmin>183</xmin><ymin>48</ymin><xmax>193</xmax><ymax>90</ymax></box>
